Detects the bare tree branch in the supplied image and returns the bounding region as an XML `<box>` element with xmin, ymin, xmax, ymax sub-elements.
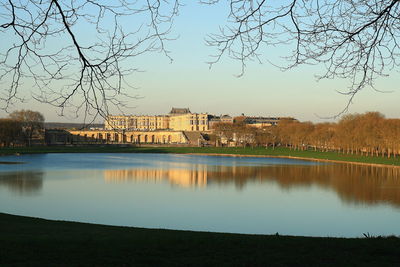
<box><xmin>203</xmin><ymin>0</ymin><xmax>400</xmax><ymax>115</ymax></box>
<box><xmin>0</xmin><ymin>0</ymin><xmax>181</xmax><ymax>122</ymax></box>
<box><xmin>1</xmin><ymin>1</ymin><xmax>399</xmax><ymax>120</ymax></box>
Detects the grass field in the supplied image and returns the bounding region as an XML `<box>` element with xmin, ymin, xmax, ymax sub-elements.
<box><xmin>0</xmin><ymin>213</ymin><xmax>399</xmax><ymax>266</ymax></box>
<box><xmin>1</xmin><ymin>145</ymin><xmax>400</xmax><ymax>166</ymax></box>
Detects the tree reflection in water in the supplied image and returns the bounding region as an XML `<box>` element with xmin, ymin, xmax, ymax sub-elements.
<box><xmin>0</xmin><ymin>171</ymin><xmax>43</xmax><ymax>194</ymax></box>
<box><xmin>104</xmin><ymin>164</ymin><xmax>400</xmax><ymax>208</ymax></box>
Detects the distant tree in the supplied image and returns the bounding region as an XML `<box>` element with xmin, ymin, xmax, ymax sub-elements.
<box><xmin>309</xmin><ymin>123</ymin><xmax>333</xmax><ymax>152</ymax></box>
<box><xmin>230</xmin><ymin>122</ymin><xmax>250</xmax><ymax>147</ymax></box>
<box><xmin>358</xmin><ymin>112</ymin><xmax>385</xmax><ymax>156</ymax></box>
<box><xmin>275</xmin><ymin>119</ymin><xmax>297</xmax><ymax>149</ymax></box>
<box><xmin>336</xmin><ymin>114</ymin><xmax>360</xmax><ymax>154</ymax></box>
<box><xmin>211</xmin><ymin>111</ymin><xmax>400</xmax><ymax>157</ymax></box>
<box><xmin>9</xmin><ymin>110</ymin><xmax>44</xmax><ymax>146</ymax></box>
<box><xmin>381</xmin><ymin>119</ymin><xmax>400</xmax><ymax>158</ymax></box>
<box><xmin>253</xmin><ymin>127</ymin><xmax>271</xmax><ymax>147</ymax></box>
<box><xmin>213</xmin><ymin>122</ymin><xmax>235</xmax><ymax>146</ymax></box>
<box><xmin>0</xmin><ymin>118</ymin><xmax>22</xmax><ymax>147</ymax></box>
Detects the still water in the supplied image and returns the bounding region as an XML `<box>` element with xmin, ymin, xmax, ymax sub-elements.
<box><xmin>1</xmin><ymin>153</ymin><xmax>400</xmax><ymax>237</ymax></box>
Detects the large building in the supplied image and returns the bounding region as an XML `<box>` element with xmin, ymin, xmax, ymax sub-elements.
<box><xmin>104</xmin><ymin>108</ymin><xmax>296</xmax><ymax>132</ymax></box>
<box><xmin>168</xmin><ymin>107</ymin><xmax>209</xmax><ymax>131</ymax></box>
<box><xmin>169</xmin><ymin>113</ymin><xmax>209</xmax><ymax>131</ymax></box>
<box><xmin>104</xmin><ymin>115</ymin><xmax>169</xmax><ymax>131</ymax></box>
<box><xmin>105</xmin><ymin>107</ymin><xmax>210</xmax><ymax>132</ymax></box>
<box><xmin>45</xmin><ymin>108</ymin><xmax>297</xmax><ymax>146</ymax></box>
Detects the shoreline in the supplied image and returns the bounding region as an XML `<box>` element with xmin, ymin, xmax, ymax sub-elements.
<box><xmin>184</xmin><ymin>152</ymin><xmax>400</xmax><ymax>169</ymax></box>
<box><xmin>1</xmin><ymin>146</ymin><xmax>400</xmax><ymax>168</ymax></box>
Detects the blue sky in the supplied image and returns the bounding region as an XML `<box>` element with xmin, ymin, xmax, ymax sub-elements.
<box><xmin>1</xmin><ymin>1</ymin><xmax>399</xmax><ymax>123</ymax></box>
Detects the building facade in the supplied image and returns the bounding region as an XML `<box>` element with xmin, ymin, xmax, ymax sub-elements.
<box><xmin>208</xmin><ymin>114</ymin><xmax>234</xmax><ymax>128</ymax></box>
<box><xmin>243</xmin><ymin>116</ymin><xmax>297</xmax><ymax>127</ymax></box>
<box><xmin>104</xmin><ymin>108</ymin><xmax>297</xmax><ymax>133</ymax></box>
<box><xmin>44</xmin><ymin>129</ymin><xmax>188</xmax><ymax>145</ymax></box>
<box><xmin>169</xmin><ymin>113</ymin><xmax>209</xmax><ymax>131</ymax></box>
<box><xmin>105</xmin><ymin>107</ymin><xmax>210</xmax><ymax>132</ymax></box>
<box><xmin>105</xmin><ymin>115</ymin><xmax>170</xmax><ymax>131</ymax></box>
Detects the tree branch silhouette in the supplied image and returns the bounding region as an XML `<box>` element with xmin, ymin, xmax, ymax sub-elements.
<box><xmin>1</xmin><ymin>1</ymin><xmax>399</xmax><ymax>119</ymax></box>
<box><xmin>203</xmin><ymin>0</ymin><xmax>400</xmax><ymax>116</ymax></box>
<box><xmin>0</xmin><ymin>0</ymin><xmax>180</xmax><ymax>122</ymax></box>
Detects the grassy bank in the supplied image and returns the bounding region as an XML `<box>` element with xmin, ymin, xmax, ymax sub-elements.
<box><xmin>1</xmin><ymin>146</ymin><xmax>400</xmax><ymax>166</ymax></box>
<box><xmin>0</xmin><ymin>213</ymin><xmax>399</xmax><ymax>266</ymax></box>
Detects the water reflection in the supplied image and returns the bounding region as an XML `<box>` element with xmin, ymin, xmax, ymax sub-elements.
<box><xmin>105</xmin><ymin>166</ymin><xmax>208</xmax><ymax>187</ymax></box>
<box><xmin>104</xmin><ymin>164</ymin><xmax>400</xmax><ymax>207</ymax></box>
<box><xmin>0</xmin><ymin>171</ymin><xmax>43</xmax><ymax>194</ymax></box>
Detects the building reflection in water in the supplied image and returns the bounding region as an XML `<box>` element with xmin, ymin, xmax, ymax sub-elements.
<box><xmin>0</xmin><ymin>171</ymin><xmax>44</xmax><ymax>194</ymax></box>
<box><xmin>105</xmin><ymin>166</ymin><xmax>208</xmax><ymax>188</ymax></box>
<box><xmin>104</xmin><ymin>163</ymin><xmax>400</xmax><ymax>208</ymax></box>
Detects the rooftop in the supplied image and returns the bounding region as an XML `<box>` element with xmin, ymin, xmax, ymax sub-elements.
<box><xmin>169</xmin><ymin>107</ymin><xmax>191</xmax><ymax>115</ymax></box>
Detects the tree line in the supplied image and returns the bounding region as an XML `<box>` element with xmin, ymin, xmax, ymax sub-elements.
<box><xmin>0</xmin><ymin>110</ymin><xmax>44</xmax><ymax>147</ymax></box>
<box><xmin>213</xmin><ymin>112</ymin><xmax>400</xmax><ymax>158</ymax></box>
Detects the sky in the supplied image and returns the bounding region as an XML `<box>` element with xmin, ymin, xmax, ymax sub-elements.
<box><xmin>0</xmin><ymin>1</ymin><xmax>399</xmax><ymax>123</ymax></box>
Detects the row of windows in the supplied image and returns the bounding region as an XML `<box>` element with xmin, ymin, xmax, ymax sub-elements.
<box><xmin>128</xmin><ymin>123</ymin><xmax>166</xmax><ymax>127</ymax></box>
<box><xmin>190</xmin><ymin>120</ymin><xmax>207</xmax><ymax>125</ymax></box>
<box><xmin>110</xmin><ymin>118</ymin><xmax>209</xmax><ymax>128</ymax></box>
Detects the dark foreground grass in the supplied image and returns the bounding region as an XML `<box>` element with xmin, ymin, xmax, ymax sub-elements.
<box><xmin>0</xmin><ymin>213</ymin><xmax>399</xmax><ymax>266</ymax></box>
<box><xmin>2</xmin><ymin>146</ymin><xmax>400</xmax><ymax>166</ymax></box>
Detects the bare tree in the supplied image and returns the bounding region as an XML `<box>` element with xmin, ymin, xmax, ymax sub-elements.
<box><xmin>0</xmin><ymin>118</ymin><xmax>22</xmax><ymax>147</ymax></box>
<box><xmin>0</xmin><ymin>0</ymin><xmax>180</xmax><ymax>121</ymax></box>
<box><xmin>204</xmin><ymin>0</ymin><xmax>400</xmax><ymax>115</ymax></box>
<box><xmin>9</xmin><ymin>109</ymin><xmax>44</xmax><ymax>146</ymax></box>
<box><xmin>1</xmin><ymin>1</ymin><xmax>399</xmax><ymax>119</ymax></box>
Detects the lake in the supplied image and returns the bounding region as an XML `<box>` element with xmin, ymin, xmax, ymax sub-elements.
<box><xmin>1</xmin><ymin>153</ymin><xmax>400</xmax><ymax>237</ymax></box>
